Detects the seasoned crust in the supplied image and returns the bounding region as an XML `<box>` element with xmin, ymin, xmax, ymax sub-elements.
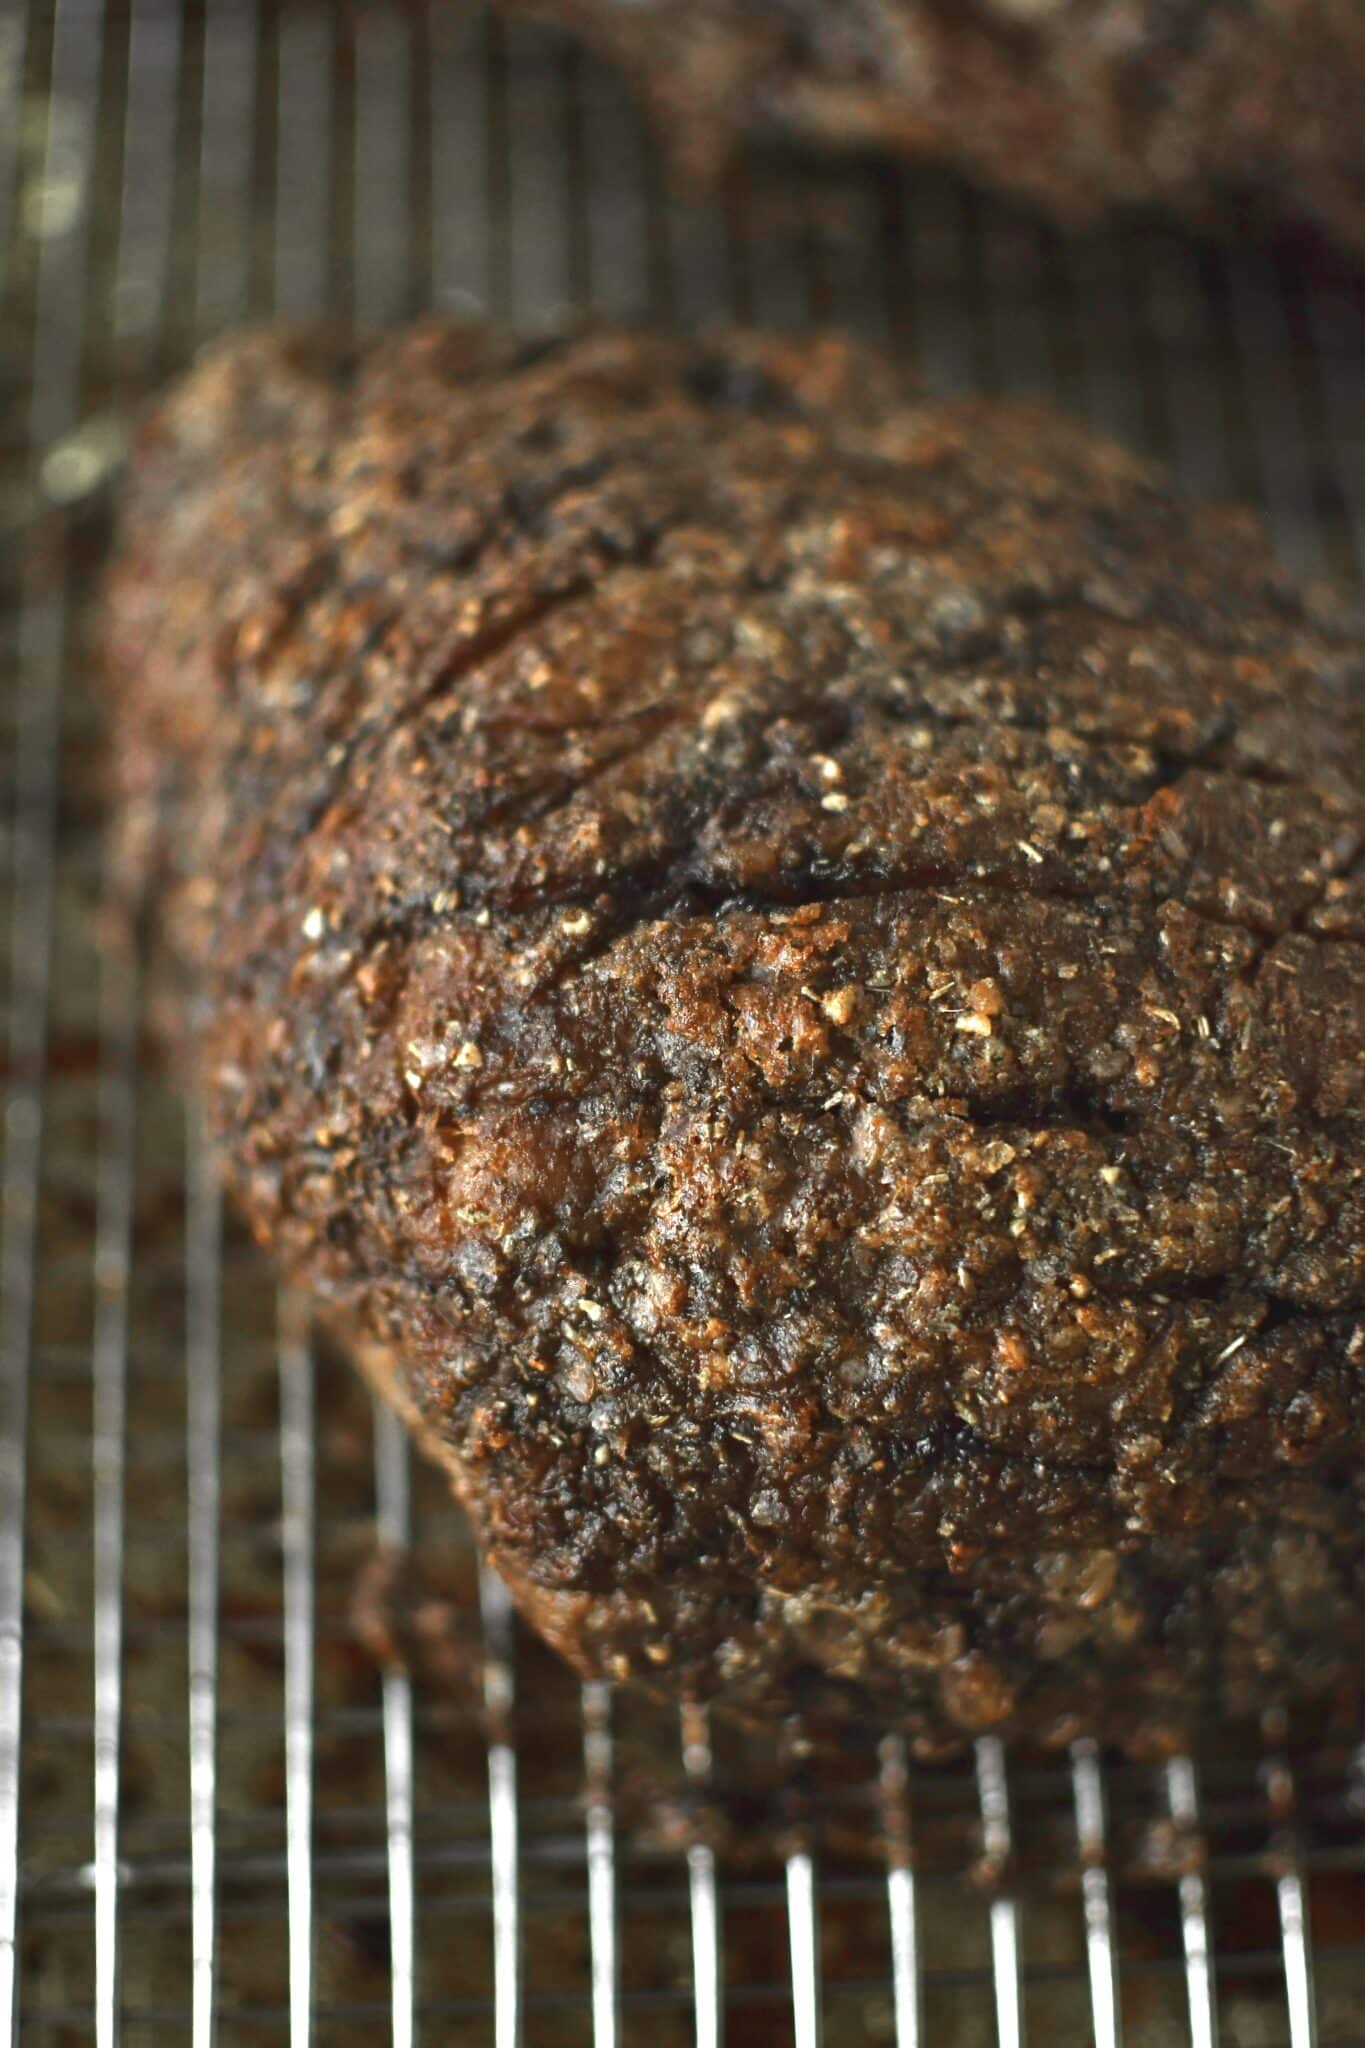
<box><xmin>503</xmin><ymin>0</ymin><xmax>1365</xmax><ymax>258</ymax></box>
<box><xmin>105</xmin><ymin>325</ymin><xmax>1365</xmax><ymax>1753</ymax></box>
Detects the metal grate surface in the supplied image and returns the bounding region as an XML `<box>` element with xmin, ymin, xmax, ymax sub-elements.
<box><xmin>2</xmin><ymin>3</ymin><xmax>1365</xmax><ymax>2044</ymax></box>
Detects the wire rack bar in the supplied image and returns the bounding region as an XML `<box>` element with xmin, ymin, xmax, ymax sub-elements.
<box><xmin>349</xmin><ymin>19</ymin><xmax>422</xmax><ymax>2031</ymax></box>
<box><xmin>1279</xmin><ymin>1862</ymin><xmax>1317</xmax><ymax>2048</ymax></box>
<box><xmin>680</xmin><ymin>1703</ymin><xmax>723</xmax><ymax>2048</ymax></box>
<box><xmin>979</xmin><ymin>200</ymin><xmax>1055</xmax><ymax>401</ymax></box>
<box><xmin>1071</xmin><ymin>1739</ymin><xmax>1122</xmax><ymax>2048</ymax></box>
<box><xmin>0</xmin><ymin>4</ymin><xmax>29</xmax><ymax>303</ymax></box>
<box><xmin>1137</xmin><ymin>234</ymin><xmax>1230</xmax><ymax>498</ymax></box>
<box><xmin>501</xmin><ymin>14</ymin><xmax>574</xmax><ymax>327</ymax></box>
<box><xmin>428</xmin><ymin>0</ymin><xmax>491</xmax><ymax>316</ymax></box>
<box><xmin>195</xmin><ymin>0</ymin><xmax>258</xmax><ymax>336</ymax></box>
<box><xmin>274</xmin><ymin>9</ymin><xmax>332</xmax><ymax>324</ymax></box>
<box><xmin>899</xmin><ymin>169</ymin><xmax>978</xmax><ymax>396</ymax></box>
<box><xmin>184</xmin><ymin>11</ymin><xmax>265</xmax><ymax>2042</ymax></box>
<box><xmin>23</xmin><ymin>3</ymin><xmax>101</xmax><ymax>454</ymax></box>
<box><xmin>278</xmin><ymin>1296</ymin><xmax>316</xmax><ymax>2048</ymax></box>
<box><xmin>0</xmin><ymin>1</ymin><xmax>105</xmax><ymax>2032</ymax></box>
<box><xmin>1225</xmin><ymin>243</ymin><xmax>1323</xmax><ymax>576</ymax></box>
<box><xmin>0</xmin><ymin>566</ymin><xmax>60</xmax><ymax>2044</ymax></box>
<box><xmin>480</xmin><ymin>1563</ymin><xmax>521</xmax><ymax>2048</ymax></box>
<box><xmin>112</xmin><ymin>0</ymin><xmax>180</xmax><ymax>352</ymax></box>
<box><xmin>581</xmin><ymin>1680</ymin><xmax>618</xmax><ymax>2048</ymax></box>
<box><xmin>1063</xmin><ymin>231</ymin><xmax>1146</xmax><ymax>446</ymax></box>
<box><xmin>91</xmin><ymin>935</ymin><xmax>138</xmax><ymax>2048</ymax></box>
<box><xmin>1307</xmin><ymin>291</ymin><xmax>1365</xmax><ymax>589</ymax></box>
<box><xmin>785</xmin><ymin>1848</ymin><xmax>822</xmax><ymax>2048</ymax></box>
<box><xmin>878</xmin><ymin>1735</ymin><xmax>921</xmax><ymax>2048</ymax></box>
<box><xmin>1264</xmin><ymin>1740</ymin><xmax>1319</xmax><ymax>2048</ymax></box>
<box><xmin>1302</xmin><ymin>266</ymin><xmax>1365</xmax><ymax>581</ymax></box>
<box><xmin>574</xmin><ymin>40</ymin><xmax>651</xmax><ymax>319</ymax></box>
<box><xmin>185</xmin><ymin>1116</ymin><xmax>222</xmax><ymax>2048</ymax></box>
<box><xmin>375</xmin><ymin>1405</ymin><xmax>418</xmax><ymax>2048</ymax></box>
<box><xmin>1165</xmin><ymin>1755</ymin><xmax>1218</xmax><ymax>2048</ymax></box>
<box><xmin>354</xmin><ymin>8</ymin><xmax>412</xmax><ymax>332</ymax></box>
<box><xmin>975</xmin><ymin>1737</ymin><xmax>1025</xmax><ymax>2048</ymax></box>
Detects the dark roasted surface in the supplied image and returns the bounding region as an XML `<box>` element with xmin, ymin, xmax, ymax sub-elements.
<box><xmin>104</xmin><ymin>323</ymin><xmax>1364</xmax><ymax>1756</ymax></box>
<box><xmin>505</xmin><ymin>0</ymin><xmax>1365</xmax><ymax>257</ymax></box>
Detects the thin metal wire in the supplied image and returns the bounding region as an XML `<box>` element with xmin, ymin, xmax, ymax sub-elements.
<box><xmin>274</xmin><ymin>7</ymin><xmax>332</xmax><ymax>324</ymax></box>
<box><xmin>91</xmin><ymin>934</ymin><xmax>138</xmax><ymax>2048</ymax></box>
<box><xmin>184</xmin><ymin>14</ymin><xmax>264</xmax><ymax>2042</ymax></box>
<box><xmin>374</xmin><ymin>1406</ymin><xmax>417</xmax><ymax>2048</ymax></box>
<box><xmin>479</xmin><ymin>1564</ymin><xmax>520</xmax><ymax>2048</ymax></box>
<box><xmin>23</xmin><ymin>7</ymin><xmax>101</xmax><ymax>457</ymax></box>
<box><xmin>732</xmin><ymin>156</ymin><xmax>811</xmax><ymax>333</ymax></box>
<box><xmin>278</xmin><ymin>1294</ymin><xmax>316</xmax><ymax>2048</ymax></box>
<box><xmin>349</xmin><ymin>19</ymin><xmax>421</xmax><ymax>2028</ymax></box>
<box><xmin>1302</xmin><ymin>264</ymin><xmax>1365</xmax><ymax>581</ymax></box>
<box><xmin>501</xmin><ymin>13</ymin><xmax>571</xmax><ymax>326</ymax></box>
<box><xmin>113</xmin><ymin>0</ymin><xmax>180</xmax><ymax>351</ymax></box>
<box><xmin>1063</xmin><ymin>232</ymin><xmax>1150</xmax><ymax>449</ymax></box>
<box><xmin>353</xmin><ymin>7</ymin><xmax>411</xmax><ymax>331</ymax></box>
<box><xmin>85</xmin><ymin>11</ymin><xmax>175</xmax><ymax>2033</ymax></box>
<box><xmin>979</xmin><ymin>197</ymin><xmax>1055</xmax><ymax>401</ymax></box>
<box><xmin>185</xmin><ymin>1114</ymin><xmax>222</xmax><ymax>2048</ymax></box>
<box><xmin>581</xmin><ymin>1680</ymin><xmax>618</xmax><ymax>2048</ymax></box>
<box><xmin>1223</xmin><ymin>243</ymin><xmax>1322</xmax><ymax>577</ymax></box>
<box><xmin>975</xmin><ymin>1737</ymin><xmax>1024</xmax><ymax>2048</ymax></box>
<box><xmin>574</xmin><ymin>38</ymin><xmax>650</xmax><ymax>320</ymax></box>
<box><xmin>424</xmin><ymin>24</ymin><xmax>525</xmax><ymax>2046</ymax></box>
<box><xmin>1070</xmin><ymin>1739</ymin><xmax>1122</xmax><ymax>2048</ymax></box>
<box><xmin>1278</xmin><ymin>1862</ymin><xmax>1317</xmax><ymax>2048</ymax></box>
<box><xmin>1165</xmin><ymin>1755</ymin><xmax>1218</xmax><ymax>2048</ymax></box>
<box><xmin>337</xmin><ymin>16</ymin><xmax>421</xmax><ymax>2031</ymax></box>
<box><xmin>428</xmin><ymin>0</ymin><xmax>491</xmax><ymax>315</ymax></box>
<box><xmin>1</xmin><ymin>4</ymin><xmax>104</xmax><ymax>2032</ymax></box>
<box><xmin>194</xmin><ymin>0</ymin><xmax>257</xmax><ymax>337</ymax></box>
<box><xmin>900</xmin><ymin>167</ymin><xmax>981</xmax><ymax>396</ymax></box>
<box><xmin>977</xmin><ymin>195</ymin><xmax>1133</xmax><ymax>2048</ymax></box>
<box><xmin>657</xmin><ymin>130</ymin><xmax>730</xmax><ymax>328</ymax></box>
<box><xmin>728</xmin><ymin>127</ymin><xmax>835</xmax><ymax>2048</ymax></box>
<box><xmin>1264</xmin><ymin>1740</ymin><xmax>1318</xmax><ymax>2048</ymax></box>
<box><xmin>878</xmin><ymin>1736</ymin><xmax>920</xmax><ymax>2048</ymax></box>
<box><xmin>785</xmin><ymin>1848</ymin><xmax>822</xmax><ymax>2048</ymax></box>
<box><xmin>0</xmin><ymin>583</ymin><xmax>56</xmax><ymax>2045</ymax></box>
<box><xmin>1137</xmin><ymin>231</ymin><xmax>1234</xmax><ymax>501</ymax></box>
<box><xmin>0</xmin><ymin>3</ymin><xmax>28</xmax><ymax>302</ymax></box>
<box><xmin>680</xmin><ymin>1703</ymin><xmax>722</xmax><ymax>2048</ymax></box>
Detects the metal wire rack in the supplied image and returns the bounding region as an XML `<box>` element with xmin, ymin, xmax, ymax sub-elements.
<box><xmin>2</xmin><ymin>3</ymin><xmax>1364</xmax><ymax>2043</ymax></box>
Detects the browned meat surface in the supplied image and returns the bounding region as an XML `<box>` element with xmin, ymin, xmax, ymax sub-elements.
<box><xmin>505</xmin><ymin>0</ymin><xmax>1365</xmax><ymax>257</ymax></box>
<box><xmin>104</xmin><ymin>325</ymin><xmax>1364</xmax><ymax>1755</ymax></box>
